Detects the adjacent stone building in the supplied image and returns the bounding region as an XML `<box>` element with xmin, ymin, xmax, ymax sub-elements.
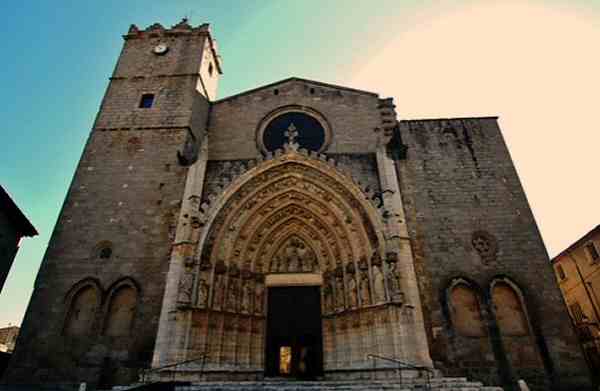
<box><xmin>3</xmin><ymin>20</ymin><xmax>592</xmax><ymax>390</ymax></box>
<box><xmin>552</xmin><ymin>225</ymin><xmax>600</xmax><ymax>383</ymax></box>
<box><xmin>0</xmin><ymin>185</ymin><xmax>37</xmax><ymax>295</ymax></box>
<box><xmin>0</xmin><ymin>326</ymin><xmax>19</xmax><ymax>353</ymax></box>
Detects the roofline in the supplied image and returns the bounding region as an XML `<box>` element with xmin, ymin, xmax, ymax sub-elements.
<box><xmin>213</xmin><ymin>77</ymin><xmax>379</xmax><ymax>104</ymax></box>
<box><xmin>551</xmin><ymin>224</ymin><xmax>600</xmax><ymax>263</ymax></box>
<box><xmin>0</xmin><ymin>185</ymin><xmax>38</xmax><ymax>237</ymax></box>
<box><xmin>400</xmin><ymin>116</ymin><xmax>499</xmax><ymax>123</ymax></box>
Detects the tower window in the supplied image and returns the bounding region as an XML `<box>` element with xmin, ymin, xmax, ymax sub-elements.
<box><xmin>139</xmin><ymin>93</ymin><xmax>155</xmax><ymax>108</ymax></box>
<box><xmin>208</xmin><ymin>62</ymin><xmax>214</xmax><ymax>77</ymax></box>
<box><xmin>99</xmin><ymin>247</ymin><xmax>112</xmax><ymax>259</ymax></box>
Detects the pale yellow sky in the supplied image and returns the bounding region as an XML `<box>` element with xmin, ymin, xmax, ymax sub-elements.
<box><xmin>351</xmin><ymin>0</ymin><xmax>599</xmax><ymax>257</ymax></box>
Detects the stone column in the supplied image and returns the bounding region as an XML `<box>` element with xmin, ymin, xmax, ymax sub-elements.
<box><xmin>375</xmin><ymin>144</ymin><xmax>433</xmax><ymax>368</ymax></box>
<box><xmin>152</xmin><ymin>136</ymin><xmax>209</xmax><ymax>368</ymax></box>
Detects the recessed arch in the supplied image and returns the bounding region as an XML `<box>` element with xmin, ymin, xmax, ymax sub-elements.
<box><xmin>63</xmin><ymin>278</ymin><xmax>102</xmax><ymax>337</ymax></box>
<box><xmin>197</xmin><ymin>152</ymin><xmax>386</xmax><ymax>281</ymax></box>
<box><xmin>490</xmin><ymin>277</ymin><xmax>531</xmax><ymax>337</ymax></box>
<box><xmin>446</xmin><ymin>278</ymin><xmax>487</xmax><ymax>337</ymax></box>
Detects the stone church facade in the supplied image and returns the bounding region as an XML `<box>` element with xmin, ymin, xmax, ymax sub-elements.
<box><xmin>3</xmin><ymin>20</ymin><xmax>591</xmax><ymax>390</ymax></box>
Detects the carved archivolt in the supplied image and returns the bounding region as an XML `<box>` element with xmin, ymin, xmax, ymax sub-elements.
<box><xmin>181</xmin><ymin>149</ymin><xmax>397</xmax><ymax>315</ymax></box>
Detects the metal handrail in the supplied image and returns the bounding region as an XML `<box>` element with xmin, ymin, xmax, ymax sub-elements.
<box><xmin>367</xmin><ymin>353</ymin><xmax>433</xmax><ymax>390</ymax></box>
<box><xmin>140</xmin><ymin>353</ymin><xmax>208</xmax><ymax>383</ymax></box>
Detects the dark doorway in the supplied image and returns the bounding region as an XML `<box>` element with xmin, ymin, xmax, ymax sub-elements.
<box><xmin>265</xmin><ymin>286</ymin><xmax>324</xmax><ymax>378</ymax></box>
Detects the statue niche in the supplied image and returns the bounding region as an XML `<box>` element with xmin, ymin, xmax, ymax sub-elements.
<box><xmin>269</xmin><ymin>236</ymin><xmax>319</xmax><ymax>273</ymax></box>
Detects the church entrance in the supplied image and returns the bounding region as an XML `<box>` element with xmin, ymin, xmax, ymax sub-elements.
<box><xmin>265</xmin><ymin>286</ymin><xmax>324</xmax><ymax>378</ymax></box>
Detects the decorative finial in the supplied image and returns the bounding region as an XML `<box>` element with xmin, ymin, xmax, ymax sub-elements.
<box><xmin>284</xmin><ymin>123</ymin><xmax>299</xmax><ymax>151</ymax></box>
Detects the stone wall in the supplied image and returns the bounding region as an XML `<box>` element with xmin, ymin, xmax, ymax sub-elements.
<box><xmin>396</xmin><ymin>117</ymin><xmax>592</xmax><ymax>390</ymax></box>
<box><xmin>208</xmin><ymin>79</ymin><xmax>383</xmax><ymax>160</ymax></box>
<box><xmin>4</xmin><ymin>128</ymin><xmax>189</xmax><ymax>387</ymax></box>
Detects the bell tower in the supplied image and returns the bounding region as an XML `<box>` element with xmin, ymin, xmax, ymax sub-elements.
<box><xmin>6</xmin><ymin>19</ymin><xmax>222</xmax><ymax>387</ymax></box>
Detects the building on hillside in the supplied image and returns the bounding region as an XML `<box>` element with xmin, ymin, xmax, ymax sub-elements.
<box><xmin>3</xmin><ymin>19</ymin><xmax>592</xmax><ymax>391</ymax></box>
<box><xmin>552</xmin><ymin>225</ymin><xmax>600</xmax><ymax>381</ymax></box>
<box><xmin>0</xmin><ymin>185</ymin><xmax>37</xmax><ymax>294</ymax></box>
<box><xmin>0</xmin><ymin>326</ymin><xmax>20</xmax><ymax>353</ymax></box>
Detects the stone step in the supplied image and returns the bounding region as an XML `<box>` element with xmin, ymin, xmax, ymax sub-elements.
<box><xmin>169</xmin><ymin>379</ymin><xmax>504</xmax><ymax>391</ymax></box>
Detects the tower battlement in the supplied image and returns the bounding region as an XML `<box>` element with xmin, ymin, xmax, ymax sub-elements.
<box><xmin>124</xmin><ymin>19</ymin><xmax>222</xmax><ymax>74</ymax></box>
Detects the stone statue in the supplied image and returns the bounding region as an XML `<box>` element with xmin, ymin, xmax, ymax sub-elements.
<box><xmin>255</xmin><ymin>283</ymin><xmax>265</xmax><ymax>314</ymax></box>
<box><xmin>323</xmin><ymin>282</ymin><xmax>333</xmax><ymax>313</ymax></box>
<box><xmin>177</xmin><ymin>270</ymin><xmax>194</xmax><ymax>304</ymax></box>
<box><xmin>197</xmin><ymin>277</ymin><xmax>209</xmax><ymax>308</ymax></box>
<box><xmin>335</xmin><ymin>276</ymin><xmax>345</xmax><ymax>310</ymax></box>
<box><xmin>241</xmin><ymin>281</ymin><xmax>253</xmax><ymax>314</ymax></box>
<box><xmin>213</xmin><ymin>274</ymin><xmax>224</xmax><ymax>309</ymax></box>
<box><xmin>373</xmin><ymin>264</ymin><xmax>386</xmax><ymax>303</ymax></box>
<box><xmin>348</xmin><ymin>275</ymin><xmax>358</xmax><ymax>308</ymax></box>
<box><xmin>286</xmin><ymin>239</ymin><xmax>300</xmax><ymax>272</ymax></box>
<box><xmin>270</xmin><ymin>255</ymin><xmax>281</xmax><ymax>273</ymax></box>
<box><xmin>360</xmin><ymin>271</ymin><xmax>370</xmax><ymax>306</ymax></box>
<box><xmin>386</xmin><ymin>262</ymin><xmax>403</xmax><ymax>302</ymax></box>
<box><xmin>227</xmin><ymin>278</ymin><xmax>239</xmax><ymax>311</ymax></box>
<box><xmin>305</xmin><ymin>249</ymin><xmax>318</xmax><ymax>272</ymax></box>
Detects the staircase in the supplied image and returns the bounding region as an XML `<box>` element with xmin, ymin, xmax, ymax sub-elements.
<box><xmin>121</xmin><ymin>378</ymin><xmax>504</xmax><ymax>391</ymax></box>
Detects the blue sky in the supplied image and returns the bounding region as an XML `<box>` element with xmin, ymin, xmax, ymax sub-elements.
<box><xmin>1</xmin><ymin>0</ymin><xmax>599</xmax><ymax>326</ymax></box>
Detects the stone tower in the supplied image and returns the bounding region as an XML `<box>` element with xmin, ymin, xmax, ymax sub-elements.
<box><xmin>4</xmin><ymin>20</ymin><xmax>593</xmax><ymax>391</ymax></box>
<box><xmin>5</xmin><ymin>20</ymin><xmax>221</xmax><ymax>386</ymax></box>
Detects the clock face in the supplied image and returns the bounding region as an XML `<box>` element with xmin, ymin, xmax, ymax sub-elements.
<box><xmin>153</xmin><ymin>43</ymin><xmax>168</xmax><ymax>55</ymax></box>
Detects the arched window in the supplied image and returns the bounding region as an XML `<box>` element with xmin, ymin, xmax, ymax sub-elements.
<box><xmin>492</xmin><ymin>281</ymin><xmax>529</xmax><ymax>336</ymax></box>
<box><xmin>64</xmin><ymin>285</ymin><xmax>99</xmax><ymax>336</ymax></box>
<box><xmin>104</xmin><ymin>285</ymin><xmax>137</xmax><ymax>336</ymax></box>
<box><xmin>92</xmin><ymin>241</ymin><xmax>113</xmax><ymax>260</ymax></box>
<box><xmin>449</xmin><ymin>282</ymin><xmax>487</xmax><ymax>337</ymax></box>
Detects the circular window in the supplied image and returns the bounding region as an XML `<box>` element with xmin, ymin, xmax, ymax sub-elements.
<box><xmin>259</xmin><ymin>110</ymin><xmax>329</xmax><ymax>153</ymax></box>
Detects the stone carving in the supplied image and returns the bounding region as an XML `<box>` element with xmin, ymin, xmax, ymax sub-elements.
<box><xmin>197</xmin><ymin>277</ymin><xmax>209</xmax><ymax>308</ymax></box>
<box><xmin>360</xmin><ymin>271</ymin><xmax>371</xmax><ymax>306</ymax></box>
<box><xmin>254</xmin><ymin>282</ymin><xmax>265</xmax><ymax>315</ymax></box>
<box><xmin>177</xmin><ymin>269</ymin><xmax>195</xmax><ymax>304</ymax></box>
<box><xmin>202</xmin><ymin>157</ymin><xmax>382</xmax><ymax>266</ymax></box>
<box><xmin>212</xmin><ymin>260</ymin><xmax>227</xmax><ymax>310</ymax></box>
<box><xmin>212</xmin><ymin>274</ymin><xmax>225</xmax><ymax>310</ymax></box>
<box><xmin>241</xmin><ymin>280</ymin><xmax>253</xmax><ymax>314</ymax></box>
<box><xmin>323</xmin><ymin>277</ymin><xmax>334</xmax><ymax>314</ymax></box>
<box><xmin>269</xmin><ymin>236</ymin><xmax>319</xmax><ymax>273</ymax></box>
<box><xmin>227</xmin><ymin>278</ymin><xmax>239</xmax><ymax>312</ymax></box>
<box><xmin>385</xmin><ymin>253</ymin><xmax>403</xmax><ymax>303</ymax></box>
<box><xmin>335</xmin><ymin>276</ymin><xmax>345</xmax><ymax>310</ymax></box>
<box><xmin>227</xmin><ymin>265</ymin><xmax>240</xmax><ymax>312</ymax></box>
<box><xmin>347</xmin><ymin>274</ymin><xmax>358</xmax><ymax>309</ymax></box>
<box><xmin>372</xmin><ymin>264</ymin><xmax>386</xmax><ymax>303</ymax></box>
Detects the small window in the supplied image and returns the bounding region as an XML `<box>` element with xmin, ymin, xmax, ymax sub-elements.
<box><xmin>273</xmin><ymin>89</ymin><xmax>279</xmax><ymax>95</ymax></box>
<box><xmin>99</xmin><ymin>247</ymin><xmax>112</xmax><ymax>260</ymax></box>
<box><xmin>586</xmin><ymin>243</ymin><xmax>599</xmax><ymax>262</ymax></box>
<box><xmin>208</xmin><ymin>62</ymin><xmax>214</xmax><ymax>77</ymax></box>
<box><xmin>556</xmin><ymin>264</ymin><xmax>566</xmax><ymax>280</ymax></box>
<box><xmin>139</xmin><ymin>93</ymin><xmax>155</xmax><ymax>108</ymax></box>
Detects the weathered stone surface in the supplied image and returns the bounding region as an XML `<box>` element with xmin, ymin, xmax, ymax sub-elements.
<box><xmin>396</xmin><ymin>118</ymin><xmax>591</xmax><ymax>390</ymax></box>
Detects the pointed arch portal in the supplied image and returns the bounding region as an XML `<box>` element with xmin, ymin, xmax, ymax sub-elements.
<box><xmin>153</xmin><ymin>149</ymin><xmax>431</xmax><ymax>379</ymax></box>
